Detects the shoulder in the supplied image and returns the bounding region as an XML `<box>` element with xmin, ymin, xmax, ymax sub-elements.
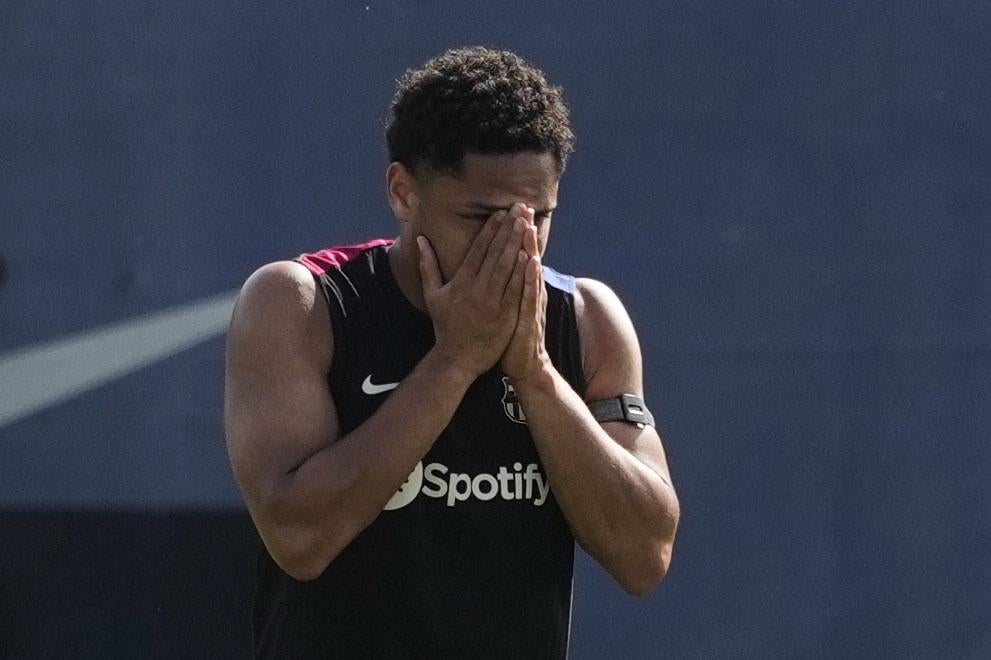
<box><xmin>234</xmin><ymin>260</ymin><xmax>322</xmax><ymax>329</ymax></box>
<box><xmin>229</xmin><ymin>260</ymin><xmax>332</xmax><ymax>366</ymax></box>
<box><xmin>574</xmin><ymin>277</ymin><xmax>637</xmax><ymax>341</ymax></box>
<box><xmin>573</xmin><ymin>277</ymin><xmax>643</xmax><ymax>398</ymax></box>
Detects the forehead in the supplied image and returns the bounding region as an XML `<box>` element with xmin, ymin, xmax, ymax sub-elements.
<box><xmin>426</xmin><ymin>151</ymin><xmax>560</xmax><ymax>208</ymax></box>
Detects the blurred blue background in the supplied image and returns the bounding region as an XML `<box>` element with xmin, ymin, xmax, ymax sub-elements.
<box><xmin>2</xmin><ymin>1</ymin><xmax>989</xmax><ymax>657</ymax></box>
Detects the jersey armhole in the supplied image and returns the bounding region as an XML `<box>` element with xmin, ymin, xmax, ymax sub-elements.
<box><xmin>543</xmin><ymin>264</ymin><xmax>587</xmax><ymax>399</ymax></box>
<box><xmin>292</xmin><ymin>258</ymin><xmax>346</xmax><ymax>387</ymax></box>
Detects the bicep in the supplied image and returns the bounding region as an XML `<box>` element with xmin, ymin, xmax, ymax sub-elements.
<box><xmin>576</xmin><ymin>278</ymin><xmax>672</xmax><ymax>486</ymax></box>
<box><xmin>224</xmin><ymin>262</ymin><xmax>340</xmax><ymax>511</ymax></box>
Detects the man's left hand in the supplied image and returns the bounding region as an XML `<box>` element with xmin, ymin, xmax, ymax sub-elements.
<box><xmin>500</xmin><ymin>208</ymin><xmax>552</xmax><ymax>383</ymax></box>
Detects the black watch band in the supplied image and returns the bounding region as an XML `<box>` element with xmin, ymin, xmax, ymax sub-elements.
<box><xmin>588</xmin><ymin>394</ymin><xmax>655</xmax><ymax>428</ymax></box>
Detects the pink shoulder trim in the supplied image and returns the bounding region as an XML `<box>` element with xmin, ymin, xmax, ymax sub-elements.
<box><xmin>295</xmin><ymin>238</ymin><xmax>394</xmax><ymax>276</ymax></box>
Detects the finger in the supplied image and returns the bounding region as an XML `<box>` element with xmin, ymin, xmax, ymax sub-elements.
<box><xmin>476</xmin><ymin>212</ymin><xmax>518</xmax><ymax>285</ymax></box>
<box><xmin>523</xmin><ymin>223</ymin><xmax>539</xmax><ymax>259</ymax></box>
<box><xmin>502</xmin><ymin>249</ymin><xmax>528</xmax><ymax>307</ymax></box>
<box><xmin>534</xmin><ymin>257</ymin><xmax>547</xmax><ymax>336</ymax></box>
<box><xmin>519</xmin><ymin>255</ymin><xmax>540</xmax><ymax>327</ymax></box>
<box><xmin>416</xmin><ymin>235</ymin><xmax>444</xmax><ymax>294</ymax></box>
<box><xmin>459</xmin><ymin>212</ymin><xmax>504</xmax><ymax>279</ymax></box>
<box><xmin>521</xmin><ymin>205</ymin><xmax>535</xmax><ymax>226</ymax></box>
<box><xmin>506</xmin><ymin>201</ymin><xmax>528</xmax><ymax>220</ymax></box>
<box><xmin>537</xmin><ymin>258</ymin><xmax>548</xmax><ymax>322</ymax></box>
<box><xmin>488</xmin><ymin>216</ymin><xmax>526</xmax><ymax>290</ymax></box>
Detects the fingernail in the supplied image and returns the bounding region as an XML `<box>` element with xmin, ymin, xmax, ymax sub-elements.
<box><xmin>416</xmin><ymin>236</ymin><xmax>426</xmax><ymax>252</ymax></box>
<box><xmin>518</xmin><ymin>250</ymin><xmax>527</xmax><ymax>263</ymax></box>
<box><xmin>514</xmin><ymin>217</ymin><xmax>525</xmax><ymax>231</ymax></box>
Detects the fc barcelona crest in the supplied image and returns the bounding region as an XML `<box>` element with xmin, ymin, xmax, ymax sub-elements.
<box><xmin>501</xmin><ymin>377</ymin><xmax>528</xmax><ymax>425</ymax></box>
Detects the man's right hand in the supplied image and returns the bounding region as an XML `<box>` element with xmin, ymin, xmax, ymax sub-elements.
<box><xmin>417</xmin><ymin>203</ymin><xmax>530</xmax><ymax>379</ymax></box>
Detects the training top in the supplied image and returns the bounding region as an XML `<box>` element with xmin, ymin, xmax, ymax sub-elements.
<box><xmin>252</xmin><ymin>238</ymin><xmax>587</xmax><ymax>659</ymax></box>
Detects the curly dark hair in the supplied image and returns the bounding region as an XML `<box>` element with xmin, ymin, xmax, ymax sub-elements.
<box><xmin>385</xmin><ymin>46</ymin><xmax>575</xmax><ymax>176</ymax></box>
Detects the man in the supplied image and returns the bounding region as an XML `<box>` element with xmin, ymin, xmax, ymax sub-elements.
<box><xmin>225</xmin><ymin>46</ymin><xmax>679</xmax><ymax>658</ymax></box>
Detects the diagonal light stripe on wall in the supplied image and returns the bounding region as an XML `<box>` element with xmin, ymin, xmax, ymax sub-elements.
<box><xmin>0</xmin><ymin>290</ymin><xmax>239</xmax><ymax>428</ymax></box>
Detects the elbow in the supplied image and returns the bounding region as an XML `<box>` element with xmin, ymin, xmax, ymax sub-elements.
<box><xmin>619</xmin><ymin>539</ymin><xmax>675</xmax><ymax>597</ymax></box>
<box><xmin>264</xmin><ymin>521</ymin><xmax>347</xmax><ymax>583</ymax></box>
<box><xmin>619</xmin><ymin>507</ymin><xmax>680</xmax><ymax>597</ymax></box>
<box><xmin>281</xmin><ymin>551</ymin><xmax>331</xmax><ymax>583</ymax></box>
<box><xmin>259</xmin><ymin>484</ymin><xmax>354</xmax><ymax>582</ymax></box>
<box><xmin>286</xmin><ymin>566</ymin><xmax>327</xmax><ymax>583</ymax></box>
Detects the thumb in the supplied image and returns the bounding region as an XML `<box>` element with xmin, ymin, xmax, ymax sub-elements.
<box><xmin>416</xmin><ymin>235</ymin><xmax>443</xmax><ymax>295</ymax></box>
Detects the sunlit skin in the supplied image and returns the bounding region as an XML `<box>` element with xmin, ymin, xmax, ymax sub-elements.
<box><xmin>379</xmin><ymin>150</ymin><xmax>678</xmax><ymax>595</ymax></box>
<box><xmin>226</xmin><ymin>148</ymin><xmax>678</xmax><ymax>592</ymax></box>
<box><xmin>385</xmin><ymin>151</ymin><xmax>559</xmax><ymax>311</ymax></box>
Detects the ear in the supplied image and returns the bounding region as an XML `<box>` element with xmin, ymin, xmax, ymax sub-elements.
<box><xmin>386</xmin><ymin>162</ymin><xmax>419</xmax><ymax>223</ymax></box>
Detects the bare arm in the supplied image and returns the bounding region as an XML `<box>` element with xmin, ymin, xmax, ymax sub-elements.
<box><xmin>516</xmin><ymin>278</ymin><xmax>680</xmax><ymax>596</ymax></box>
<box><xmin>224</xmin><ymin>261</ymin><xmax>475</xmax><ymax>580</ymax></box>
<box><xmin>225</xmin><ymin>211</ymin><xmax>528</xmax><ymax>581</ymax></box>
<box><xmin>500</xmin><ymin>221</ymin><xmax>680</xmax><ymax>596</ymax></box>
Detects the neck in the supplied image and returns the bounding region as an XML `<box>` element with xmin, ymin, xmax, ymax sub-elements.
<box><xmin>387</xmin><ymin>236</ymin><xmax>429</xmax><ymax>312</ymax></box>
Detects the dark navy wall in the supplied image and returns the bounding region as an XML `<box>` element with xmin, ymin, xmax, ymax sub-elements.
<box><xmin>2</xmin><ymin>1</ymin><xmax>989</xmax><ymax>657</ymax></box>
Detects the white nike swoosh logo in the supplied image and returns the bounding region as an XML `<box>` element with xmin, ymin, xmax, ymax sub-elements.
<box><xmin>362</xmin><ymin>375</ymin><xmax>400</xmax><ymax>395</ymax></box>
<box><xmin>0</xmin><ymin>290</ymin><xmax>238</xmax><ymax>428</ymax></box>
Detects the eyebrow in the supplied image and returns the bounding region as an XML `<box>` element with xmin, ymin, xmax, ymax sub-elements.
<box><xmin>464</xmin><ymin>202</ymin><xmax>556</xmax><ymax>215</ymax></box>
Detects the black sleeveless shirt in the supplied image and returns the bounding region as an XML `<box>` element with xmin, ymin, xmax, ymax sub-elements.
<box><xmin>252</xmin><ymin>239</ymin><xmax>587</xmax><ymax>659</ymax></box>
